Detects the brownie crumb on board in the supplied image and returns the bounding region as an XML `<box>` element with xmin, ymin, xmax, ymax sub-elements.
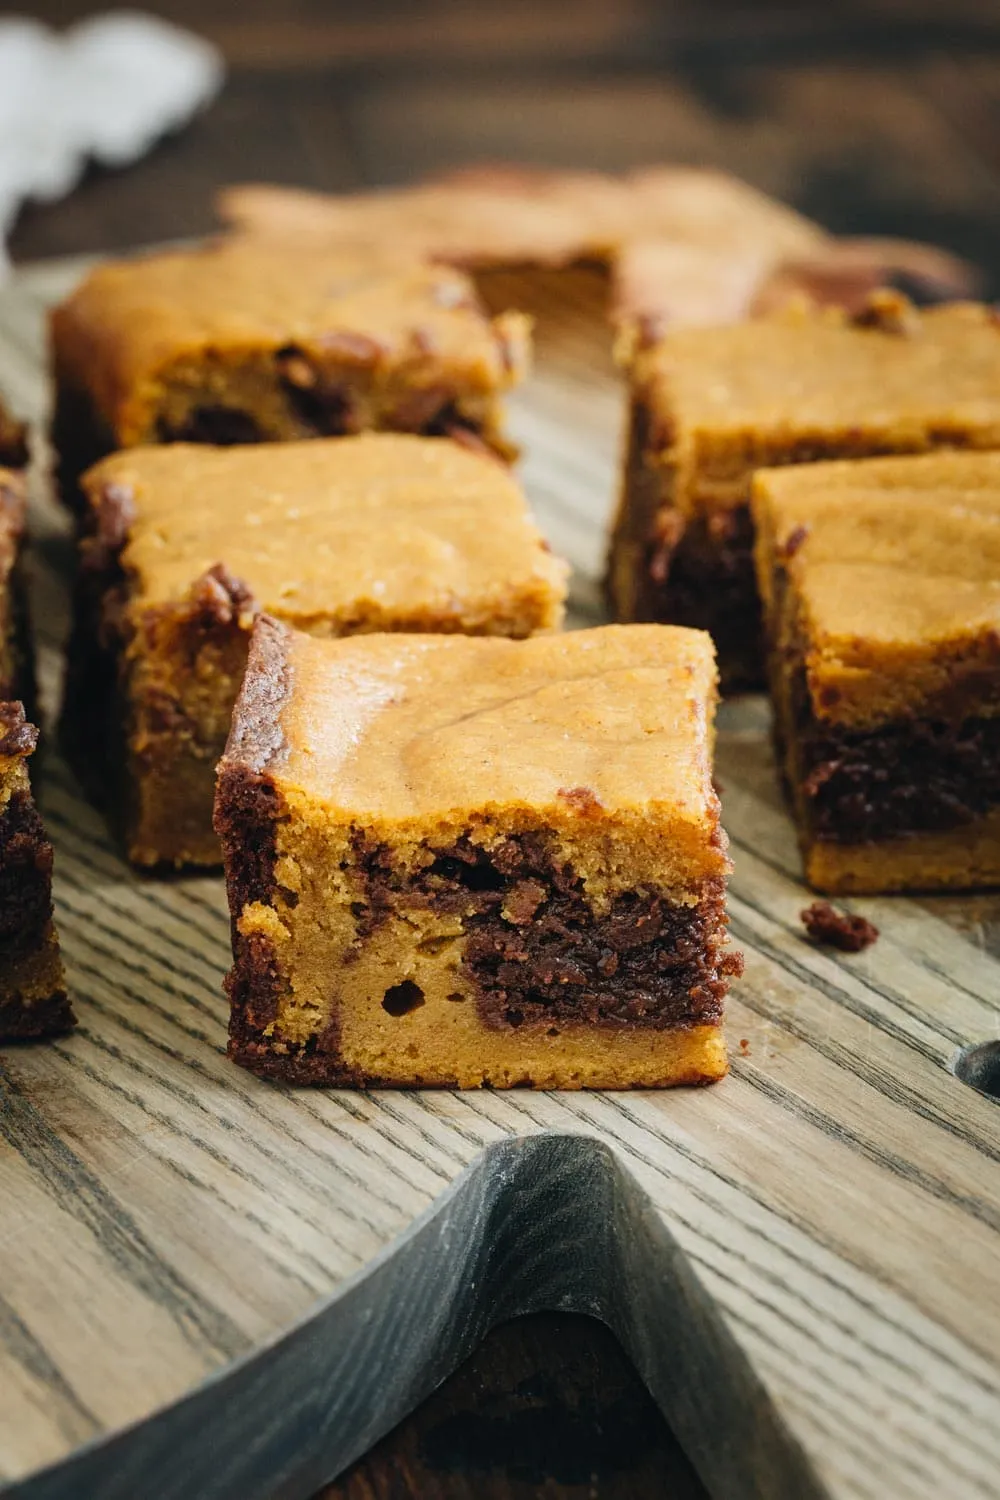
<box><xmin>800</xmin><ymin>901</ymin><xmax>879</xmax><ymax>953</ymax></box>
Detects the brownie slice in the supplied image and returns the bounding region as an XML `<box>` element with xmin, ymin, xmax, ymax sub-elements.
<box><xmin>0</xmin><ymin>703</ymin><xmax>72</xmax><ymax>1040</ymax></box>
<box><xmin>63</xmin><ymin>434</ymin><xmax>568</xmax><ymax>869</ymax></box>
<box><xmin>754</xmin><ymin>449</ymin><xmax>1000</xmax><ymax>892</ymax></box>
<box><xmin>607</xmin><ymin>295</ymin><xmax>1000</xmax><ymax>690</ymax></box>
<box><xmin>50</xmin><ymin>236</ymin><xmax>530</xmax><ymax>508</ymax></box>
<box><xmin>216</xmin><ymin>620</ymin><xmax>741</xmax><ymax>1088</ymax></box>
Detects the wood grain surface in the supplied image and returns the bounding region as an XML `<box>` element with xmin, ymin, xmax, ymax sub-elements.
<box><xmin>0</xmin><ymin>254</ymin><xmax>997</xmax><ymax>1500</ymax></box>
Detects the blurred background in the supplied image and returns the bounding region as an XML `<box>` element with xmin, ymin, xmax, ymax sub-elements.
<box><xmin>9</xmin><ymin>0</ymin><xmax>1000</xmax><ymax>297</ymax></box>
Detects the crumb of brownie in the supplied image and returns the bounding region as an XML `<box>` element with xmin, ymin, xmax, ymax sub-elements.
<box><xmin>0</xmin><ymin>701</ymin><xmax>38</xmax><ymax>759</ymax></box>
<box><xmin>852</xmin><ymin>288</ymin><xmax>920</xmax><ymax>336</ymax></box>
<box><xmin>800</xmin><ymin>901</ymin><xmax>879</xmax><ymax>952</ymax></box>
<box><xmin>738</xmin><ymin>1037</ymin><xmax>751</xmax><ymax>1055</ymax></box>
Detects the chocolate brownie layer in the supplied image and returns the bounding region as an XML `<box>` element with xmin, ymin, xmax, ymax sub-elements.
<box><xmin>0</xmin><ymin>790</ymin><xmax>55</xmax><ymax>960</ymax></box>
<box><xmin>609</xmin><ymin>403</ymin><xmax>762</xmax><ymax>691</ymax></box>
<box><xmin>215</xmin><ymin>615</ymin><xmax>289</xmax><ymax>1042</ymax></box>
<box><xmin>796</xmin><ymin>700</ymin><xmax>1000</xmax><ymax>844</ymax></box>
<box><xmin>353</xmin><ymin>831</ymin><xmax>737</xmax><ymax>1031</ymax></box>
<box><xmin>645</xmin><ymin>508</ymin><xmax>761</xmax><ymax>694</ymax></box>
<box><xmin>0</xmin><ymin>705</ymin><xmax>74</xmax><ymax>1040</ymax></box>
<box><xmin>0</xmin><ymin>982</ymin><xmax>73</xmax><ymax>1040</ymax></box>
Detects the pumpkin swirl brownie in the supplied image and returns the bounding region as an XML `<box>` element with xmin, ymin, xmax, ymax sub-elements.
<box><xmin>215</xmin><ymin>620</ymin><xmax>741</xmax><ymax>1088</ymax></box>
<box><xmin>754</xmin><ymin>450</ymin><xmax>1000</xmax><ymax>893</ymax></box>
<box><xmin>50</xmin><ymin>236</ymin><xmax>530</xmax><ymax>507</ymax></box>
<box><xmin>62</xmin><ymin>434</ymin><xmax>567</xmax><ymax>869</ymax></box>
<box><xmin>607</xmin><ymin>296</ymin><xmax>1000</xmax><ymax>691</ymax></box>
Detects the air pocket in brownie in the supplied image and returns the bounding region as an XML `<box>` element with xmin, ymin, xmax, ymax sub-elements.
<box><xmin>215</xmin><ymin>621</ymin><xmax>741</xmax><ymax>1088</ymax></box>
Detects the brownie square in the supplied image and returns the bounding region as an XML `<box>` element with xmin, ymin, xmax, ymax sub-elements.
<box><xmin>216</xmin><ymin>620</ymin><xmax>741</xmax><ymax>1088</ymax></box>
<box><xmin>0</xmin><ymin>703</ymin><xmax>72</xmax><ymax>1040</ymax></box>
<box><xmin>607</xmin><ymin>296</ymin><xmax>1000</xmax><ymax>691</ymax></box>
<box><xmin>49</xmin><ymin>237</ymin><xmax>530</xmax><ymax>507</ymax></box>
<box><xmin>62</xmin><ymin>433</ymin><xmax>568</xmax><ymax>869</ymax></box>
<box><xmin>753</xmin><ymin>449</ymin><xmax>1000</xmax><ymax>892</ymax></box>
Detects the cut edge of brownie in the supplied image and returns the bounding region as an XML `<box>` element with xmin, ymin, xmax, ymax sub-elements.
<box><xmin>62</xmin><ymin>466</ymin><xmax>264</xmax><ymax>868</ymax></box>
<box><xmin>606</xmin><ymin>399</ymin><xmax>764</xmax><ymax>692</ymax></box>
<box><xmin>0</xmin><ymin>703</ymin><xmax>74</xmax><ymax>1041</ymax></box>
<box><xmin>785</xmin><ymin>660</ymin><xmax>1000</xmax><ymax>845</ymax></box>
<box><xmin>215</xmin><ymin>614</ymin><xmax>293</xmax><ymax>1056</ymax></box>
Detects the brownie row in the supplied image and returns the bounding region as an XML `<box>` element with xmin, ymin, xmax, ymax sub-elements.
<box><xmin>18</xmin><ymin>195</ymin><xmax>996</xmax><ymax>1078</ymax></box>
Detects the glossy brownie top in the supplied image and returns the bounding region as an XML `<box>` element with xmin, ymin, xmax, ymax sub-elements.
<box><xmin>632</xmin><ymin>298</ymin><xmax>1000</xmax><ymax>513</ymax></box>
<box><xmin>82</xmin><ymin>434</ymin><xmax>567</xmax><ymax>634</ymax></box>
<box><xmin>50</xmin><ymin>237</ymin><xmax>529</xmax><ymax>444</ymax></box>
<box><xmin>218</xmin><ymin>165</ymin><xmax>822</xmax><ymax>271</ymax></box>
<box><xmin>223</xmin><ymin>619</ymin><xmax>728</xmax><ymax>891</ymax></box>
<box><xmin>753</xmin><ymin>449</ymin><xmax>1000</xmax><ymax>726</ymax></box>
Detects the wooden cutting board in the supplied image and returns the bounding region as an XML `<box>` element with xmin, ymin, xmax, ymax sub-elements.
<box><xmin>0</xmin><ymin>258</ymin><xmax>998</xmax><ymax>1500</ymax></box>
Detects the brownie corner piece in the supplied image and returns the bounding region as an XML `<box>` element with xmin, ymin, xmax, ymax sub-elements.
<box><xmin>753</xmin><ymin>449</ymin><xmax>1000</xmax><ymax>893</ymax></box>
<box><xmin>217</xmin><ymin>619</ymin><xmax>740</xmax><ymax>1089</ymax></box>
<box><xmin>0</xmin><ymin>702</ymin><xmax>73</xmax><ymax>1041</ymax></box>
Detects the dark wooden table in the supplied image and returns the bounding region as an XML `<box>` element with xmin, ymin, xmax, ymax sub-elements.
<box><xmin>10</xmin><ymin>2</ymin><xmax>1000</xmax><ymax>1495</ymax></box>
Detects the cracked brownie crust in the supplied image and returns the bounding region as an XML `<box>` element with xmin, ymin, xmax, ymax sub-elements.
<box><xmin>217</xmin><ymin>620</ymin><xmax>740</xmax><ymax>1088</ymax></box>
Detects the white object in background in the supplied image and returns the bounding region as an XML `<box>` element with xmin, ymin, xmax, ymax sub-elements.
<box><xmin>0</xmin><ymin>11</ymin><xmax>224</xmax><ymax>274</ymax></box>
